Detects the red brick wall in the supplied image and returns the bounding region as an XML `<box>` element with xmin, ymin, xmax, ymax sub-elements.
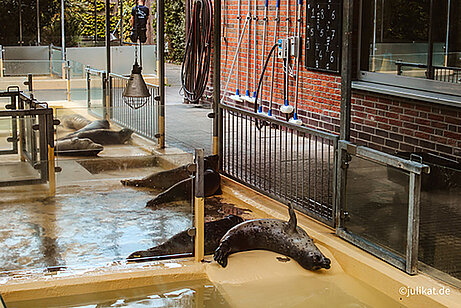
<box><xmin>351</xmin><ymin>91</ymin><xmax>461</xmax><ymax>161</ymax></box>
<box><xmin>202</xmin><ymin>0</ymin><xmax>461</xmax><ymax>161</ymax></box>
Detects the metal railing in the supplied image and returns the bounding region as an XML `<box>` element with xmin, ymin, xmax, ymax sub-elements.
<box><xmin>0</xmin><ymin>87</ymin><xmax>56</xmax><ymax>190</ymax></box>
<box><xmin>396</xmin><ymin>60</ymin><xmax>461</xmax><ymax>83</ymax></box>
<box><xmin>219</xmin><ymin>104</ymin><xmax>339</xmax><ymax>227</ymax></box>
<box><xmin>109</xmin><ymin>73</ymin><xmax>160</xmax><ymax>141</ymax></box>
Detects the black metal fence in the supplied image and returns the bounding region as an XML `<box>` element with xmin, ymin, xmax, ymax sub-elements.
<box><xmin>220</xmin><ymin>104</ymin><xmax>339</xmax><ymax>226</ymax></box>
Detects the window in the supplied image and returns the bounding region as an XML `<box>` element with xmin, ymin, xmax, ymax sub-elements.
<box><xmin>359</xmin><ymin>0</ymin><xmax>461</xmax><ymax>96</ymax></box>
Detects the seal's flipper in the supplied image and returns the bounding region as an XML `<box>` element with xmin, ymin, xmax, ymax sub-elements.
<box><xmin>287</xmin><ymin>203</ymin><xmax>297</xmax><ymax>233</ymax></box>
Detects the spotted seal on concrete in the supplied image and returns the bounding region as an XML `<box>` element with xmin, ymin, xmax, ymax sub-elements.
<box><xmin>72</xmin><ymin>128</ymin><xmax>133</xmax><ymax>145</ymax></box>
<box><xmin>60</xmin><ymin>120</ymin><xmax>110</xmax><ymax>140</ymax></box>
<box><xmin>127</xmin><ymin>215</ymin><xmax>244</xmax><ymax>262</ymax></box>
<box><xmin>61</xmin><ymin>114</ymin><xmax>91</xmax><ymax>130</ymax></box>
<box><xmin>146</xmin><ymin>169</ymin><xmax>221</xmax><ymax>207</ymax></box>
<box><xmin>214</xmin><ymin>203</ymin><xmax>331</xmax><ymax>271</ymax></box>
<box><xmin>121</xmin><ymin>154</ymin><xmax>220</xmax><ymax>190</ymax></box>
<box><xmin>55</xmin><ymin>137</ymin><xmax>104</xmax><ymax>156</ymax></box>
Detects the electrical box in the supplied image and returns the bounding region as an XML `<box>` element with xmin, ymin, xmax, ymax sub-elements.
<box><xmin>289</xmin><ymin>36</ymin><xmax>301</xmax><ymax>58</ymax></box>
<box><xmin>278</xmin><ymin>39</ymin><xmax>289</xmax><ymax>59</ymax></box>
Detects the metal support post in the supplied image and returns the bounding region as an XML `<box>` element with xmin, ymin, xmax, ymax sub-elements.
<box><xmin>102</xmin><ymin>72</ymin><xmax>108</xmax><ymax>120</ymax></box>
<box><xmin>0</xmin><ymin>45</ymin><xmax>3</xmax><ymax>78</ymax></box>
<box><xmin>213</xmin><ymin>0</ymin><xmax>222</xmax><ymax>156</ymax></box>
<box><xmin>37</xmin><ymin>0</ymin><xmax>41</xmax><ymax>45</ymax></box>
<box><xmin>86</xmin><ymin>67</ymin><xmax>91</xmax><ymax>108</ymax></box>
<box><xmin>19</xmin><ymin>0</ymin><xmax>23</xmax><ymax>45</ymax></box>
<box><xmin>406</xmin><ymin>172</ymin><xmax>421</xmax><ymax>274</ymax></box>
<box><xmin>66</xmin><ymin>60</ymin><xmax>71</xmax><ymax>101</ymax></box>
<box><xmin>157</xmin><ymin>0</ymin><xmax>166</xmax><ymax>148</ymax></box>
<box><xmin>119</xmin><ymin>0</ymin><xmax>124</xmax><ymax>45</ymax></box>
<box><xmin>340</xmin><ymin>0</ymin><xmax>353</xmax><ymax>141</ymax></box>
<box><xmin>61</xmin><ymin>0</ymin><xmax>66</xmax><ymax>70</ymax></box>
<box><xmin>194</xmin><ymin>149</ymin><xmax>205</xmax><ymax>262</ymax></box>
<box><xmin>105</xmin><ymin>0</ymin><xmax>111</xmax><ymax>75</ymax></box>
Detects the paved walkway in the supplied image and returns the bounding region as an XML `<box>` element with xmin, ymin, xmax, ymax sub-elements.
<box><xmin>164</xmin><ymin>63</ymin><xmax>213</xmax><ymax>155</ymax></box>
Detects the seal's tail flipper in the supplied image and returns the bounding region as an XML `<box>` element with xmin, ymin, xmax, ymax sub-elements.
<box><xmin>287</xmin><ymin>203</ymin><xmax>297</xmax><ymax>233</ymax></box>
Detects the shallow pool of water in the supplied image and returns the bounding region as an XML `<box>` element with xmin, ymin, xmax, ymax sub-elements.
<box><xmin>0</xmin><ymin>181</ymin><xmax>193</xmax><ymax>273</ymax></box>
<box><xmin>6</xmin><ymin>279</ymin><xmax>230</xmax><ymax>308</ymax></box>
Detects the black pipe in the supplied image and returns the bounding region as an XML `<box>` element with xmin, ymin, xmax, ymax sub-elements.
<box><xmin>426</xmin><ymin>0</ymin><xmax>434</xmax><ymax>80</ymax></box>
<box><xmin>105</xmin><ymin>0</ymin><xmax>111</xmax><ymax>74</ymax></box>
<box><xmin>213</xmin><ymin>0</ymin><xmax>222</xmax><ymax>157</ymax></box>
<box><xmin>158</xmin><ymin>0</ymin><xmax>165</xmax><ymax>148</ymax></box>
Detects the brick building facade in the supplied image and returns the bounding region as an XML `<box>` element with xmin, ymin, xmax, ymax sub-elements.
<box><xmin>203</xmin><ymin>0</ymin><xmax>461</xmax><ymax>162</ymax></box>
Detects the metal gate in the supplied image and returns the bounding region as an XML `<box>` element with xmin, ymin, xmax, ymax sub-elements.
<box><xmin>219</xmin><ymin>104</ymin><xmax>339</xmax><ymax>227</ymax></box>
<box><xmin>336</xmin><ymin>141</ymin><xmax>429</xmax><ymax>274</ymax></box>
<box><xmin>0</xmin><ymin>87</ymin><xmax>56</xmax><ymax>188</ymax></box>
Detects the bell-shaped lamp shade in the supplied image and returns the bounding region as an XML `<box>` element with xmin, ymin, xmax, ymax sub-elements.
<box><xmin>123</xmin><ymin>63</ymin><xmax>150</xmax><ymax>98</ymax></box>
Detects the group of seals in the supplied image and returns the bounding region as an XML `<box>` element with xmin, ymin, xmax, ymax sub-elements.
<box><xmin>128</xmin><ymin>215</ymin><xmax>244</xmax><ymax>261</ymax></box>
<box><xmin>122</xmin><ymin>154</ymin><xmax>222</xmax><ymax>207</ymax></box>
<box><xmin>56</xmin><ymin>115</ymin><xmax>134</xmax><ymax>155</ymax></box>
<box><xmin>214</xmin><ymin>203</ymin><xmax>331</xmax><ymax>271</ymax></box>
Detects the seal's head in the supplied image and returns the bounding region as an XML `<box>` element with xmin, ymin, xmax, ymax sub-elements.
<box><xmin>119</xmin><ymin>128</ymin><xmax>134</xmax><ymax>143</ymax></box>
<box><xmin>204</xmin><ymin>154</ymin><xmax>219</xmax><ymax>171</ymax></box>
<box><xmin>300</xmin><ymin>251</ymin><xmax>331</xmax><ymax>270</ymax></box>
<box><xmin>127</xmin><ymin>250</ymin><xmax>153</xmax><ymax>262</ymax></box>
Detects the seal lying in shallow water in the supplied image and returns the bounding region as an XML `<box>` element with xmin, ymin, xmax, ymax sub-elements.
<box><xmin>55</xmin><ymin>138</ymin><xmax>103</xmax><ymax>156</ymax></box>
<box><xmin>72</xmin><ymin>128</ymin><xmax>133</xmax><ymax>145</ymax></box>
<box><xmin>146</xmin><ymin>169</ymin><xmax>221</xmax><ymax>207</ymax></box>
<box><xmin>121</xmin><ymin>154</ymin><xmax>219</xmax><ymax>190</ymax></box>
<box><xmin>60</xmin><ymin>120</ymin><xmax>110</xmax><ymax>140</ymax></box>
<box><xmin>214</xmin><ymin>203</ymin><xmax>331</xmax><ymax>271</ymax></box>
<box><xmin>127</xmin><ymin>215</ymin><xmax>244</xmax><ymax>262</ymax></box>
<box><xmin>61</xmin><ymin>114</ymin><xmax>91</xmax><ymax>130</ymax></box>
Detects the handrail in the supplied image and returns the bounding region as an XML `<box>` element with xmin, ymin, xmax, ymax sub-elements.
<box><xmin>220</xmin><ymin>103</ymin><xmax>339</xmax><ymax>141</ymax></box>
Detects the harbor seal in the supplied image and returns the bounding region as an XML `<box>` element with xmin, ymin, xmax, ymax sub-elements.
<box><xmin>127</xmin><ymin>215</ymin><xmax>244</xmax><ymax>262</ymax></box>
<box><xmin>73</xmin><ymin>128</ymin><xmax>133</xmax><ymax>145</ymax></box>
<box><xmin>121</xmin><ymin>154</ymin><xmax>220</xmax><ymax>189</ymax></box>
<box><xmin>146</xmin><ymin>169</ymin><xmax>221</xmax><ymax>207</ymax></box>
<box><xmin>55</xmin><ymin>138</ymin><xmax>103</xmax><ymax>156</ymax></box>
<box><xmin>61</xmin><ymin>114</ymin><xmax>91</xmax><ymax>130</ymax></box>
<box><xmin>60</xmin><ymin>120</ymin><xmax>110</xmax><ymax>140</ymax></box>
<box><xmin>214</xmin><ymin>203</ymin><xmax>331</xmax><ymax>271</ymax></box>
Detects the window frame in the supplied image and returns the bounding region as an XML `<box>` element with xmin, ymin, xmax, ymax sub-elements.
<box><xmin>356</xmin><ymin>0</ymin><xmax>461</xmax><ymax>99</ymax></box>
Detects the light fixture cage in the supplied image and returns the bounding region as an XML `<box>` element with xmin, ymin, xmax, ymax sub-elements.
<box><xmin>122</xmin><ymin>62</ymin><xmax>151</xmax><ymax>109</ymax></box>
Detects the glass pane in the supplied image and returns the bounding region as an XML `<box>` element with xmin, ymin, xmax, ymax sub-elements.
<box><xmin>417</xmin><ymin>155</ymin><xmax>461</xmax><ymax>280</ymax></box>
<box><xmin>345</xmin><ymin>155</ymin><xmax>409</xmax><ymax>257</ymax></box>
<box><xmin>363</xmin><ymin>0</ymin><xmax>461</xmax><ymax>83</ymax></box>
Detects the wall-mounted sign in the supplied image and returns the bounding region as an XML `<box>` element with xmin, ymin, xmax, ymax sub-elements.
<box><xmin>305</xmin><ymin>0</ymin><xmax>342</xmax><ymax>74</ymax></box>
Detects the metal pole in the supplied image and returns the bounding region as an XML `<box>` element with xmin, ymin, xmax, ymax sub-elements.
<box><xmin>106</xmin><ymin>0</ymin><xmax>111</xmax><ymax>74</ymax></box>
<box><xmin>426</xmin><ymin>0</ymin><xmax>434</xmax><ymax>79</ymax></box>
<box><xmin>61</xmin><ymin>0</ymin><xmax>66</xmax><ymax>79</ymax></box>
<box><xmin>95</xmin><ymin>0</ymin><xmax>98</xmax><ymax>43</ymax></box>
<box><xmin>37</xmin><ymin>0</ymin><xmax>41</xmax><ymax>45</ymax></box>
<box><xmin>0</xmin><ymin>45</ymin><xmax>3</xmax><ymax>78</ymax></box>
<box><xmin>194</xmin><ymin>149</ymin><xmax>205</xmax><ymax>262</ymax></box>
<box><xmin>213</xmin><ymin>0</ymin><xmax>221</xmax><ymax>156</ymax></box>
<box><xmin>19</xmin><ymin>0</ymin><xmax>23</xmax><ymax>45</ymax></box>
<box><xmin>105</xmin><ymin>0</ymin><xmax>111</xmax><ymax>121</ymax></box>
<box><xmin>120</xmin><ymin>0</ymin><xmax>124</xmax><ymax>45</ymax></box>
<box><xmin>157</xmin><ymin>0</ymin><xmax>166</xmax><ymax>148</ymax></box>
<box><xmin>340</xmin><ymin>0</ymin><xmax>353</xmax><ymax>141</ymax></box>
